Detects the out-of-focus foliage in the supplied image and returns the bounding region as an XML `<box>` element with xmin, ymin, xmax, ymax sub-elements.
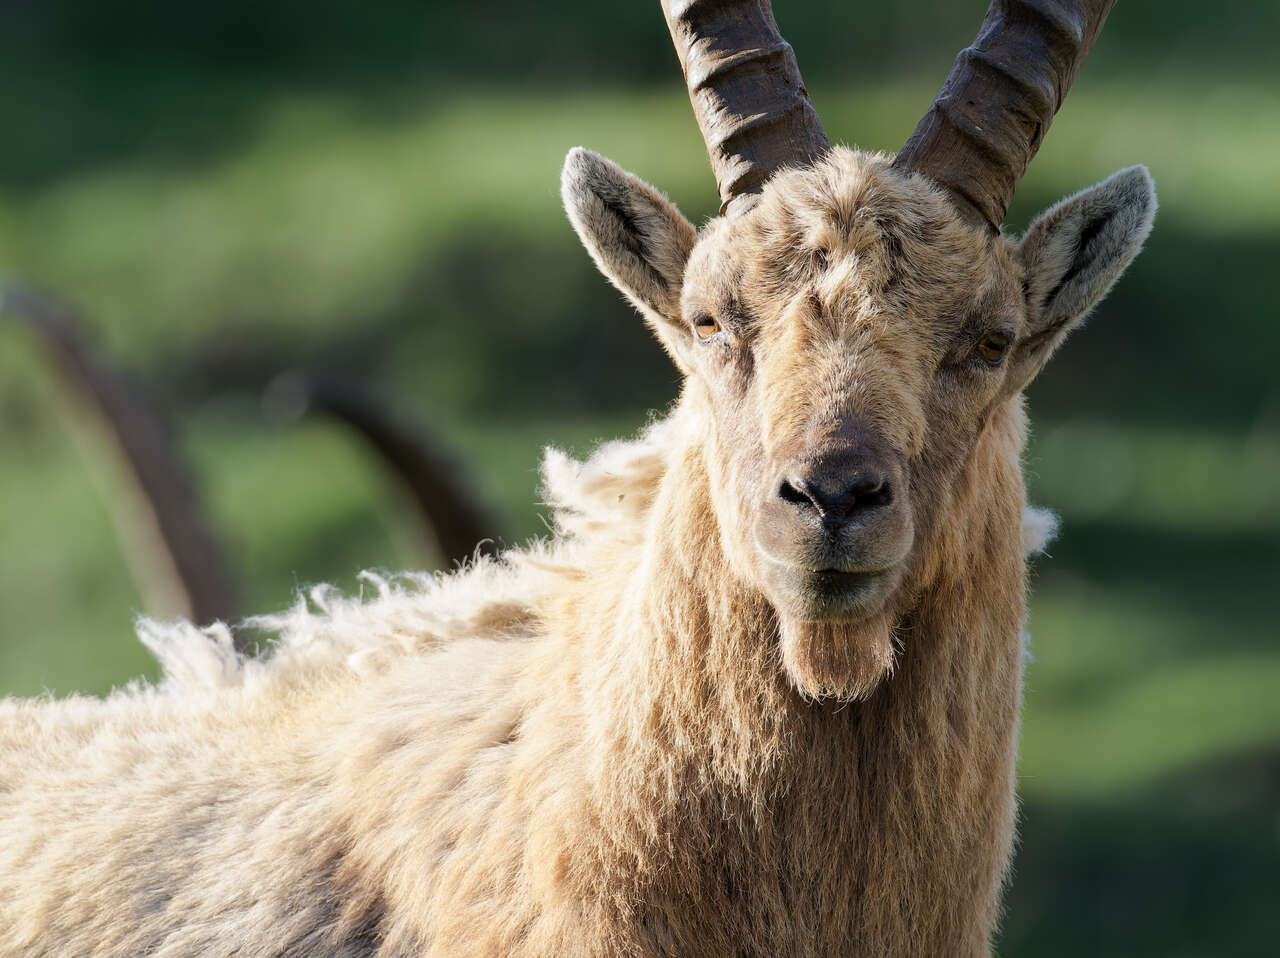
<box><xmin>0</xmin><ymin>2</ymin><xmax>1276</xmax><ymax>955</ymax></box>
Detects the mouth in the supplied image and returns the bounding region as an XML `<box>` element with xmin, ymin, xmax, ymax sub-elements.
<box><xmin>803</xmin><ymin>565</ymin><xmax>887</xmax><ymax>594</ymax></box>
<box><xmin>809</xmin><ymin>565</ymin><xmax>878</xmax><ymax>577</ymax></box>
<box><xmin>765</xmin><ymin>561</ymin><xmax>898</xmax><ymax>620</ymax></box>
<box><xmin>752</xmin><ymin>517</ymin><xmax>912</xmax><ymax>622</ymax></box>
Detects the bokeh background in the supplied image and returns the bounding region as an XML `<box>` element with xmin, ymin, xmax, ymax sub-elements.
<box><xmin>1</xmin><ymin>1</ymin><xmax>1276</xmax><ymax>953</ymax></box>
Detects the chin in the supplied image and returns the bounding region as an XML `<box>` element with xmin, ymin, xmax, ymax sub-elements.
<box><xmin>759</xmin><ymin>560</ymin><xmax>905</xmax><ymax>702</ymax></box>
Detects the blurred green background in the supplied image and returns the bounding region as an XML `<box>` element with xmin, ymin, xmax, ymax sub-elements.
<box><xmin>1</xmin><ymin>1</ymin><xmax>1276</xmax><ymax>953</ymax></box>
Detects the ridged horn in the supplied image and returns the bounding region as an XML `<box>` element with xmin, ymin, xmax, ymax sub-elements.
<box><xmin>1</xmin><ymin>283</ymin><xmax>242</xmax><ymax>632</ymax></box>
<box><xmin>661</xmin><ymin>0</ymin><xmax>829</xmax><ymax>218</ymax></box>
<box><xmin>893</xmin><ymin>0</ymin><xmax>1117</xmax><ymax>231</ymax></box>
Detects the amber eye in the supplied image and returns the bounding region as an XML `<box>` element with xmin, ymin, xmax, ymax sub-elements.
<box><xmin>693</xmin><ymin>315</ymin><xmax>721</xmax><ymax>340</ymax></box>
<box><xmin>976</xmin><ymin>333</ymin><xmax>1010</xmax><ymax>365</ymax></box>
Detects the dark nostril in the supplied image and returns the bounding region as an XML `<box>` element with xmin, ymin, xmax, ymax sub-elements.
<box><xmin>779</xmin><ymin>477</ymin><xmax>814</xmax><ymax>508</ymax></box>
<box><xmin>849</xmin><ymin>475</ymin><xmax>892</xmax><ymax>509</ymax></box>
<box><xmin>850</xmin><ymin>476</ymin><xmax>882</xmax><ymax>497</ymax></box>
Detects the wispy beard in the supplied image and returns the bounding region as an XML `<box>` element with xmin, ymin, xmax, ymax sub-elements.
<box><xmin>779</xmin><ymin>611</ymin><xmax>898</xmax><ymax>701</ymax></box>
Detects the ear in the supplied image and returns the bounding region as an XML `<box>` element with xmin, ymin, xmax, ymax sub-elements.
<box><xmin>561</xmin><ymin>147</ymin><xmax>697</xmax><ymax>368</ymax></box>
<box><xmin>1008</xmin><ymin>165</ymin><xmax>1157</xmax><ymax>394</ymax></box>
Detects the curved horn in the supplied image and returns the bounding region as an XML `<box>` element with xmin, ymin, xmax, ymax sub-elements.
<box><xmin>893</xmin><ymin>0</ymin><xmax>1117</xmax><ymax>231</ymax></box>
<box><xmin>661</xmin><ymin>0</ymin><xmax>828</xmax><ymax>218</ymax></box>
<box><xmin>1</xmin><ymin>283</ymin><xmax>242</xmax><ymax>631</ymax></box>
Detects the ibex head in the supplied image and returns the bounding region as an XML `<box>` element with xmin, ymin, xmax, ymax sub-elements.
<box><xmin>562</xmin><ymin>0</ymin><xmax>1154</xmax><ymax>700</ymax></box>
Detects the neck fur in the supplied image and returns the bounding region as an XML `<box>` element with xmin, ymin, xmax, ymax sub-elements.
<box><xmin>549</xmin><ymin>399</ymin><xmax>1030</xmax><ymax>952</ymax></box>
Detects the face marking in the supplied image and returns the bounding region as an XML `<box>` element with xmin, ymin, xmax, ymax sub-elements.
<box><xmin>677</xmin><ymin>151</ymin><xmax>1025</xmax><ymax>627</ymax></box>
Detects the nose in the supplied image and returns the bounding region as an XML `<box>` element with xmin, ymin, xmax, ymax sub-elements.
<box><xmin>778</xmin><ymin>458</ymin><xmax>893</xmax><ymax>529</ymax></box>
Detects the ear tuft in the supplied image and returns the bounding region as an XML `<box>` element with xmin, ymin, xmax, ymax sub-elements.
<box><xmin>561</xmin><ymin>148</ymin><xmax>696</xmax><ymax>329</ymax></box>
<box><xmin>1008</xmin><ymin>166</ymin><xmax>1156</xmax><ymax>392</ymax></box>
<box><xmin>1019</xmin><ymin>165</ymin><xmax>1156</xmax><ymax>330</ymax></box>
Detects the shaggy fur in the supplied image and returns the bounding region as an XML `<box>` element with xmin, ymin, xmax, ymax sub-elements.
<box><xmin>0</xmin><ymin>149</ymin><xmax>1153</xmax><ymax>957</ymax></box>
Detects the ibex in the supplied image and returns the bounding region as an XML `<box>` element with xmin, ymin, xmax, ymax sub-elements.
<box><xmin>0</xmin><ymin>0</ymin><xmax>1154</xmax><ymax>954</ymax></box>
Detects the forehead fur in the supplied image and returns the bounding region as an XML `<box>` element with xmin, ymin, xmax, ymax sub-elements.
<box><xmin>685</xmin><ymin>147</ymin><xmax>1022</xmax><ymax>336</ymax></box>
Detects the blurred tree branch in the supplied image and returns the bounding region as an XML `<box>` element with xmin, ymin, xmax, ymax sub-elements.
<box><xmin>1</xmin><ymin>283</ymin><xmax>243</xmax><ymax>637</ymax></box>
